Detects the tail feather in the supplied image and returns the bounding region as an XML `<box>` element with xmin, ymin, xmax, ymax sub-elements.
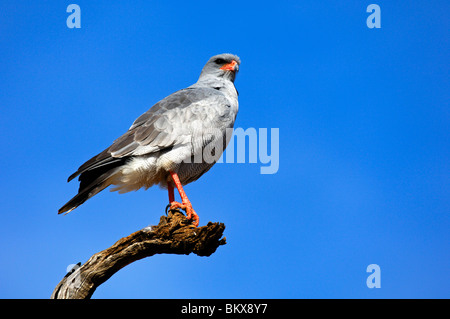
<box><xmin>67</xmin><ymin>149</ymin><xmax>121</xmax><ymax>182</ymax></box>
<box><xmin>59</xmin><ymin>156</ymin><xmax>128</xmax><ymax>214</ymax></box>
<box><xmin>58</xmin><ymin>180</ymin><xmax>109</xmax><ymax>214</ymax></box>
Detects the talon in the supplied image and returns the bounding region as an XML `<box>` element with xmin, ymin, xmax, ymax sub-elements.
<box><xmin>184</xmin><ymin>204</ymin><xmax>199</xmax><ymax>227</ymax></box>
<box><xmin>169</xmin><ymin>201</ymin><xmax>199</xmax><ymax>227</ymax></box>
<box><xmin>188</xmin><ymin>208</ymin><xmax>200</xmax><ymax>227</ymax></box>
<box><xmin>170</xmin><ymin>201</ymin><xmax>187</xmax><ymax>211</ymax></box>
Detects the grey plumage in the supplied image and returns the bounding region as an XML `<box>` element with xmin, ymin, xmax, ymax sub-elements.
<box><xmin>59</xmin><ymin>53</ymin><xmax>240</xmax><ymax>214</ymax></box>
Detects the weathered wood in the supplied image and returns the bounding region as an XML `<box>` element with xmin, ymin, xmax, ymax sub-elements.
<box><xmin>51</xmin><ymin>210</ymin><xmax>226</xmax><ymax>299</ymax></box>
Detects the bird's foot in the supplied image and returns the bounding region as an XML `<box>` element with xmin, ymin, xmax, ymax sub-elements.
<box><xmin>170</xmin><ymin>201</ymin><xmax>199</xmax><ymax>227</ymax></box>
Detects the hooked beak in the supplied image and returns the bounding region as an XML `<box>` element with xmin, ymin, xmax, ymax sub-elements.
<box><xmin>220</xmin><ymin>60</ymin><xmax>239</xmax><ymax>72</ymax></box>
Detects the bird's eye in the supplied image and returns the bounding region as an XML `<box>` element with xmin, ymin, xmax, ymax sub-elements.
<box><xmin>214</xmin><ymin>58</ymin><xmax>227</xmax><ymax>65</ymax></box>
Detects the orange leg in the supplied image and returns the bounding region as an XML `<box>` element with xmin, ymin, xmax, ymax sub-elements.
<box><xmin>168</xmin><ymin>171</ymin><xmax>199</xmax><ymax>227</ymax></box>
<box><xmin>168</xmin><ymin>182</ymin><xmax>175</xmax><ymax>203</ymax></box>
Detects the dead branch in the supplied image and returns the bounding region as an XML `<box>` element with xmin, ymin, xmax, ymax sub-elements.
<box><xmin>51</xmin><ymin>210</ymin><xmax>226</xmax><ymax>299</ymax></box>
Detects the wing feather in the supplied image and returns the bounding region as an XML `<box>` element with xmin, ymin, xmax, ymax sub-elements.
<box><xmin>68</xmin><ymin>87</ymin><xmax>230</xmax><ymax>180</ymax></box>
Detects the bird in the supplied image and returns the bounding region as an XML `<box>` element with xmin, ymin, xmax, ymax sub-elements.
<box><xmin>58</xmin><ymin>53</ymin><xmax>241</xmax><ymax>227</ymax></box>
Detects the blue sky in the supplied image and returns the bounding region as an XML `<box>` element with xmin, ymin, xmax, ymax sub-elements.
<box><xmin>0</xmin><ymin>1</ymin><xmax>448</xmax><ymax>298</ymax></box>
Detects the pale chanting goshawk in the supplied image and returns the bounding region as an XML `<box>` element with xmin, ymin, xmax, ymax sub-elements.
<box><xmin>59</xmin><ymin>54</ymin><xmax>241</xmax><ymax>227</ymax></box>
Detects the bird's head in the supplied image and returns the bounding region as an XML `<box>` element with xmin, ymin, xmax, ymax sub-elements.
<box><xmin>199</xmin><ymin>53</ymin><xmax>241</xmax><ymax>83</ymax></box>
